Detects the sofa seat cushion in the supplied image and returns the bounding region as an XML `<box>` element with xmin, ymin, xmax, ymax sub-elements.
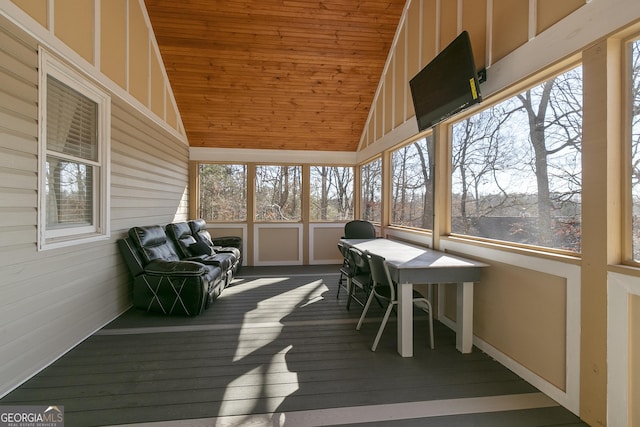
<box><xmin>188</xmin><ymin>252</ymin><xmax>236</xmax><ymax>271</ymax></box>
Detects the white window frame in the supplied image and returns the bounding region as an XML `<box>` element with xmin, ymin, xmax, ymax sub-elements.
<box><xmin>38</xmin><ymin>48</ymin><xmax>111</xmax><ymax>250</ymax></box>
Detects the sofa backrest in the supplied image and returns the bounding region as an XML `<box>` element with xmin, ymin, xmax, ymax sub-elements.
<box><xmin>166</xmin><ymin>221</ymin><xmax>200</xmax><ymax>258</ymax></box>
<box><xmin>189</xmin><ymin>218</ymin><xmax>215</xmax><ymax>247</ymax></box>
<box><xmin>128</xmin><ymin>225</ymin><xmax>181</xmax><ymax>264</ymax></box>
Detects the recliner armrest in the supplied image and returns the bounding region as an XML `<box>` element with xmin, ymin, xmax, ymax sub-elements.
<box><xmin>211</xmin><ymin>236</ymin><xmax>242</xmax><ymax>248</ymax></box>
<box><xmin>144</xmin><ymin>259</ymin><xmax>207</xmax><ymax>276</ymax></box>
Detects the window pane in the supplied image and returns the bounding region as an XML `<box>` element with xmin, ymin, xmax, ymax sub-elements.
<box><xmin>255</xmin><ymin>165</ymin><xmax>302</xmax><ymax>221</ymax></box>
<box><xmin>198</xmin><ymin>164</ymin><xmax>247</xmax><ymax>221</ymax></box>
<box><xmin>391</xmin><ymin>136</ymin><xmax>434</xmax><ymax>229</ymax></box>
<box><xmin>361</xmin><ymin>158</ymin><xmax>382</xmax><ymax>222</ymax></box>
<box><xmin>45</xmin><ymin>156</ymin><xmax>93</xmax><ymax>228</ymax></box>
<box><xmin>310</xmin><ymin>166</ymin><xmax>354</xmax><ymax>221</ymax></box>
<box><xmin>47</xmin><ymin>76</ymin><xmax>98</xmax><ymax>162</ymax></box>
<box><xmin>451</xmin><ymin>66</ymin><xmax>582</xmax><ymax>252</ymax></box>
<box><xmin>631</xmin><ymin>39</ymin><xmax>640</xmax><ymax>260</ymax></box>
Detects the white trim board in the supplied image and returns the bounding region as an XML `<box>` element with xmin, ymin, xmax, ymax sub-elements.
<box><xmin>105</xmin><ymin>392</ymin><xmax>559</xmax><ymax>427</ymax></box>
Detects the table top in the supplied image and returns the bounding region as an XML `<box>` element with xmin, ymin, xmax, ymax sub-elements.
<box><xmin>341</xmin><ymin>238</ymin><xmax>488</xmax><ymax>284</ymax></box>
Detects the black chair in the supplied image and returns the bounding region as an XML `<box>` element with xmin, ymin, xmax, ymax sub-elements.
<box><xmin>343</xmin><ymin>220</ymin><xmax>376</xmax><ymax>239</ymax></box>
<box><xmin>356</xmin><ymin>250</ymin><xmax>434</xmax><ymax>351</ymax></box>
<box><xmin>346</xmin><ymin>246</ymin><xmax>372</xmax><ymax>310</ymax></box>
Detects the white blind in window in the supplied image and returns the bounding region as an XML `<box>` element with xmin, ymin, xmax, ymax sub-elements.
<box><xmin>46</xmin><ymin>75</ymin><xmax>98</xmax><ymax>162</ymax></box>
<box><xmin>45</xmin><ymin>76</ymin><xmax>97</xmax><ymax>229</ymax></box>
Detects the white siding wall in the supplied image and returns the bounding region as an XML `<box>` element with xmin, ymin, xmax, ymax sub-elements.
<box><xmin>0</xmin><ymin>17</ymin><xmax>190</xmax><ymax>397</ymax></box>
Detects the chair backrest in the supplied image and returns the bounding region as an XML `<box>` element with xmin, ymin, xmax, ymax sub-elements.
<box><xmin>348</xmin><ymin>246</ymin><xmax>370</xmax><ymax>275</ymax></box>
<box><xmin>337</xmin><ymin>241</ymin><xmax>349</xmax><ymax>259</ymax></box>
<box><xmin>343</xmin><ymin>220</ymin><xmax>376</xmax><ymax>239</ymax></box>
<box><xmin>337</xmin><ymin>241</ymin><xmax>353</xmax><ymax>272</ymax></box>
<box><xmin>128</xmin><ymin>225</ymin><xmax>181</xmax><ymax>264</ymax></box>
<box><xmin>365</xmin><ymin>250</ymin><xmax>396</xmax><ymax>301</ymax></box>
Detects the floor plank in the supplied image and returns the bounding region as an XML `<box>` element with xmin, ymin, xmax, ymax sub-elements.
<box><xmin>1</xmin><ymin>266</ymin><xmax>587</xmax><ymax>426</ymax></box>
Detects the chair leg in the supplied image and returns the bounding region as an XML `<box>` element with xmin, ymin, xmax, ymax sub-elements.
<box><xmin>356</xmin><ymin>288</ymin><xmax>376</xmax><ymax>330</ymax></box>
<box><xmin>346</xmin><ymin>278</ymin><xmax>354</xmax><ymax>310</ymax></box>
<box><xmin>428</xmin><ymin>307</ymin><xmax>434</xmax><ymax>349</ymax></box>
<box><xmin>371</xmin><ymin>302</ymin><xmax>395</xmax><ymax>351</ymax></box>
<box><xmin>337</xmin><ymin>272</ymin><xmax>344</xmax><ymax>298</ymax></box>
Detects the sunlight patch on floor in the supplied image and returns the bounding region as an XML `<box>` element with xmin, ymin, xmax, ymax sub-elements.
<box><xmin>218</xmin><ymin>345</ymin><xmax>298</xmax><ymax>422</ymax></box>
<box><xmin>234</xmin><ymin>279</ymin><xmax>328</xmax><ymax>361</ymax></box>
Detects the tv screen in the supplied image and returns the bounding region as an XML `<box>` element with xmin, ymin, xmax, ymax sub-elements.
<box><xmin>409</xmin><ymin>31</ymin><xmax>482</xmax><ymax>131</ymax></box>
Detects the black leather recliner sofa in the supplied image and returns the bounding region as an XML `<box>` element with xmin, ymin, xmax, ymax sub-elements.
<box><xmin>118</xmin><ymin>225</ymin><xmax>225</xmax><ymax>316</ymax></box>
<box><xmin>119</xmin><ymin>220</ymin><xmax>244</xmax><ymax>316</ymax></box>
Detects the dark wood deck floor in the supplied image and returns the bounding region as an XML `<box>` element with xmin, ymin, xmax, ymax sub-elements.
<box><xmin>1</xmin><ymin>266</ymin><xmax>587</xmax><ymax>426</ymax></box>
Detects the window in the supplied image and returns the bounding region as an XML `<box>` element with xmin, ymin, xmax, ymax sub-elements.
<box><xmin>630</xmin><ymin>38</ymin><xmax>640</xmax><ymax>260</ymax></box>
<box><xmin>451</xmin><ymin>66</ymin><xmax>583</xmax><ymax>253</ymax></box>
<box><xmin>391</xmin><ymin>136</ymin><xmax>434</xmax><ymax>229</ymax></box>
<box><xmin>310</xmin><ymin>166</ymin><xmax>354</xmax><ymax>221</ymax></box>
<box><xmin>38</xmin><ymin>49</ymin><xmax>110</xmax><ymax>250</ymax></box>
<box><xmin>361</xmin><ymin>158</ymin><xmax>382</xmax><ymax>223</ymax></box>
<box><xmin>198</xmin><ymin>163</ymin><xmax>247</xmax><ymax>221</ymax></box>
<box><xmin>255</xmin><ymin>165</ymin><xmax>302</xmax><ymax>221</ymax></box>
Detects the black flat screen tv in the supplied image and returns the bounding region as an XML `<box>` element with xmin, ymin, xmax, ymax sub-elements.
<box><xmin>409</xmin><ymin>31</ymin><xmax>482</xmax><ymax>132</ymax></box>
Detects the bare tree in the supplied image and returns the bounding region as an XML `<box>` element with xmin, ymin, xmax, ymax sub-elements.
<box><xmin>516</xmin><ymin>69</ymin><xmax>582</xmax><ymax>247</ymax></box>
<box><xmin>310</xmin><ymin>166</ymin><xmax>354</xmax><ymax>220</ymax></box>
<box><xmin>452</xmin><ymin>66</ymin><xmax>582</xmax><ymax>251</ymax></box>
<box><xmin>361</xmin><ymin>159</ymin><xmax>382</xmax><ymax>222</ymax></box>
<box><xmin>391</xmin><ymin>137</ymin><xmax>434</xmax><ymax>229</ymax></box>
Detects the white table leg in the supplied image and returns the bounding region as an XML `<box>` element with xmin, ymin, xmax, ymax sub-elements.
<box><xmin>398</xmin><ymin>282</ymin><xmax>413</xmax><ymax>357</ymax></box>
<box><xmin>456</xmin><ymin>281</ymin><xmax>474</xmax><ymax>353</ymax></box>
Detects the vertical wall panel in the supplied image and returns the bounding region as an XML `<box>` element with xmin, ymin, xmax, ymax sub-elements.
<box><xmin>537</xmin><ymin>0</ymin><xmax>585</xmax><ymax>35</ymax></box>
<box><xmin>394</xmin><ymin>27</ymin><xmax>406</xmax><ymax>127</ymax></box>
<box><xmin>128</xmin><ymin>0</ymin><xmax>149</xmax><ymax>106</ymax></box>
<box><xmin>9</xmin><ymin>0</ymin><xmax>46</xmax><ymax>27</ymax></box>
<box><xmin>384</xmin><ymin>63</ymin><xmax>394</xmax><ymax>134</ymax></box>
<box><xmin>462</xmin><ymin>0</ymin><xmax>487</xmax><ymax>70</ymax></box>
<box><xmin>421</xmin><ymin>0</ymin><xmax>438</xmax><ymax>66</ymax></box>
<box><xmin>439</xmin><ymin>0</ymin><xmax>458</xmax><ymax>50</ymax></box>
<box><xmin>492</xmin><ymin>0</ymin><xmax>529</xmax><ymax>63</ymax></box>
<box><xmin>406</xmin><ymin>1</ymin><xmax>421</xmax><ymax>118</ymax></box>
<box><xmin>166</xmin><ymin>87</ymin><xmax>177</xmax><ymax>130</ymax></box>
<box><xmin>54</xmin><ymin>0</ymin><xmax>94</xmax><ymax>63</ymax></box>
<box><xmin>150</xmin><ymin>49</ymin><xmax>165</xmax><ymax>119</ymax></box>
<box><xmin>101</xmin><ymin>0</ymin><xmax>127</xmax><ymax>89</ymax></box>
<box><xmin>473</xmin><ymin>260</ymin><xmax>567</xmax><ymax>390</ymax></box>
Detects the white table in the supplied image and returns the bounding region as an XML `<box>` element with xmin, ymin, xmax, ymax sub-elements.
<box><xmin>341</xmin><ymin>238</ymin><xmax>488</xmax><ymax>356</ymax></box>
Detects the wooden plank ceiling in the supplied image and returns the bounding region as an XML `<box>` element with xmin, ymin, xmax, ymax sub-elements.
<box><xmin>144</xmin><ymin>0</ymin><xmax>406</xmax><ymax>152</ymax></box>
